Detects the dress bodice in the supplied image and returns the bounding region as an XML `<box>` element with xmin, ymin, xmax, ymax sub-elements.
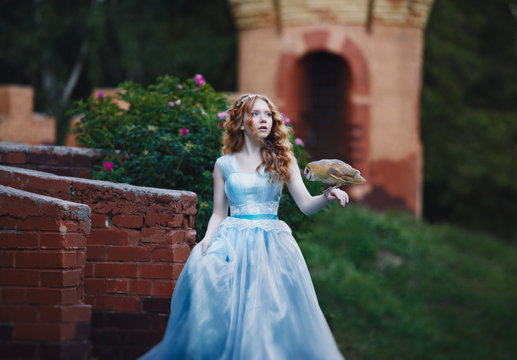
<box><xmin>216</xmin><ymin>154</ymin><xmax>283</xmax><ymax>217</ymax></box>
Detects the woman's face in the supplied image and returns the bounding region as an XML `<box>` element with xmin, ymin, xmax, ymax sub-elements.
<box><xmin>243</xmin><ymin>98</ymin><xmax>273</xmax><ymax>140</ymax></box>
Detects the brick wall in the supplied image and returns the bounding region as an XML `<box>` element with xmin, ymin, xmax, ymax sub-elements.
<box><xmin>0</xmin><ymin>142</ymin><xmax>102</xmax><ymax>179</ymax></box>
<box><xmin>0</xmin><ymin>85</ymin><xmax>56</xmax><ymax>145</ymax></box>
<box><xmin>0</xmin><ymin>185</ymin><xmax>92</xmax><ymax>359</ymax></box>
<box><xmin>0</xmin><ymin>162</ymin><xmax>197</xmax><ymax>359</ymax></box>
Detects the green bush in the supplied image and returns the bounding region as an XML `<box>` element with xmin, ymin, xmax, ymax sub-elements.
<box><xmin>71</xmin><ymin>74</ymin><xmax>320</xmax><ymax>238</ymax></box>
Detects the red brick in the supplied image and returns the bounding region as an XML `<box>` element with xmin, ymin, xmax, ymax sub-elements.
<box><xmin>39</xmin><ymin>304</ymin><xmax>91</xmax><ymax>322</ymax></box>
<box><xmin>84</xmin><ymin>262</ymin><xmax>94</xmax><ymax>277</ymax></box>
<box><xmin>141</xmin><ymin>228</ymin><xmax>167</xmax><ymax>243</ymax></box>
<box><xmin>40</xmin><ymin>232</ymin><xmax>86</xmax><ymax>249</ymax></box>
<box><xmin>146</xmin><ymin>213</ymin><xmax>175</xmax><ymax>227</ymax></box>
<box><xmin>2</xmin><ymin>287</ymin><xmax>27</xmax><ymax>304</ymax></box>
<box><xmin>61</xmin><ymin>219</ymin><xmax>82</xmax><ymax>233</ymax></box>
<box><xmin>185</xmin><ymin>229</ymin><xmax>197</xmax><ymax>246</ymax></box>
<box><xmin>172</xmin><ymin>246</ymin><xmax>191</xmax><ymax>262</ymax></box>
<box><xmin>107</xmin><ymin>246</ymin><xmax>150</xmax><ymax>261</ymax></box>
<box><xmin>95</xmin><ymin>295</ymin><xmax>141</xmax><ymax>312</ymax></box>
<box><xmin>6</xmin><ymin>152</ymin><xmax>26</xmax><ymax>164</ymax></box>
<box><xmin>173</xmin><ymin>264</ymin><xmax>185</xmax><ymax>279</ymax></box>
<box><xmin>0</xmin><ymin>216</ymin><xmax>18</xmax><ymax>230</ymax></box>
<box><xmin>77</xmin><ymin>250</ymin><xmax>86</xmax><ymax>267</ymax></box>
<box><xmin>167</xmin><ymin>214</ymin><xmax>184</xmax><ymax>228</ymax></box>
<box><xmin>113</xmin><ymin>214</ymin><xmax>143</xmax><ymax>229</ymax></box>
<box><xmin>18</xmin><ymin>216</ymin><xmax>60</xmax><ymax>231</ymax></box>
<box><xmin>0</xmin><ymin>232</ymin><xmax>39</xmax><ymax>249</ymax></box>
<box><xmin>152</xmin><ymin>280</ymin><xmax>174</xmax><ymax>297</ymax></box>
<box><xmin>105</xmin><ymin>279</ymin><xmax>128</xmax><ymax>294</ymax></box>
<box><xmin>26</xmin><ymin>288</ymin><xmax>79</xmax><ymax>305</ymax></box>
<box><xmin>126</xmin><ymin>229</ymin><xmax>141</xmax><ymax>245</ymax></box>
<box><xmin>91</xmin><ymin>213</ymin><xmax>107</xmax><ymax>228</ymax></box>
<box><xmin>128</xmin><ymin>279</ymin><xmax>152</xmax><ymax>295</ymax></box>
<box><xmin>169</xmin><ymin>230</ymin><xmax>185</xmax><ymax>244</ymax></box>
<box><xmin>0</xmin><ymin>269</ymin><xmax>39</xmax><ymax>286</ymax></box>
<box><xmin>84</xmin><ymin>295</ymin><xmax>94</xmax><ymax>307</ymax></box>
<box><xmin>84</xmin><ymin>278</ymin><xmax>105</xmax><ymax>295</ymax></box>
<box><xmin>0</xmin><ymin>251</ymin><xmax>15</xmax><ymax>267</ymax></box>
<box><xmin>140</xmin><ymin>264</ymin><xmax>173</xmax><ymax>280</ymax></box>
<box><xmin>14</xmin><ymin>322</ymin><xmax>76</xmax><ymax>340</ymax></box>
<box><xmin>151</xmin><ymin>248</ymin><xmax>174</xmax><ymax>262</ymax></box>
<box><xmin>95</xmin><ymin>262</ymin><xmax>138</xmax><ymax>278</ymax></box>
<box><xmin>0</xmin><ymin>305</ymin><xmax>38</xmax><ymax>322</ymax></box>
<box><xmin>16</xmin><ymin>251</ymin><xmax>78</xmax><ymax>268</ymax></box>
<box><xmin>40</xmin><ymin>269</ymin><xmax>82</xmax><ymax>287</ymax></box>
<box><xmin>86</xmin><ymin>244</ymin><xmax>106</xmax><ymax>260</ymax></box>
<box><xmin>89</xmin><ymin>229</ymin><xmax>127</xmax><ymax>245</ymax></box>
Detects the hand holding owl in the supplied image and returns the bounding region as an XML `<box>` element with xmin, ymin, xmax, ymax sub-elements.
<box><xmin>303</xmin><ymin>159</ymin><xmax>366</xmax><ymax>207</ymax></box>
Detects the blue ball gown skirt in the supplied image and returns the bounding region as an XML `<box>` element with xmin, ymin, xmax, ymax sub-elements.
<box><xmin>138</xmin><ymin>154</ymin><xmax>344</xmax><ymax>360</ymax></box>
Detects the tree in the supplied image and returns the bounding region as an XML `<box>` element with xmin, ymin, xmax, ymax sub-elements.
<box><xmin>0</xmin><ymin>0</ymin><xmax>236</xmax><ymax>143</ymax></box>
<box><xmin>421</xmin><ymin>0</ymin><xmax>517</xmax><ymax>241</ymax></box>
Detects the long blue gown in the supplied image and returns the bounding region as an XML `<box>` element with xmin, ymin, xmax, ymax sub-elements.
<box><xmin>139</xmin><ymin>154</ymin><xmax>344</xmax><ymax>360</ymax></box>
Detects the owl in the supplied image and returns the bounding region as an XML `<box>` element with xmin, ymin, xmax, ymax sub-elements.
<box><xmin>303</xmin><ymin>159</ymin><xmax>366</xmax><ymax>185</ymax></box>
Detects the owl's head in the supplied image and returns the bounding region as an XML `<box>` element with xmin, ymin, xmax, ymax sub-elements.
<box><xmin>303</xmin><ymin>165</ymin><xmax>313</xmax><ymax>180</ymax></box>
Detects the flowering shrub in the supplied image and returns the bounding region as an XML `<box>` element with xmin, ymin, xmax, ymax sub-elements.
<box><xmin>72</xmin><ymin>75</ymin><xmax>318</xmax><ymax>238</ymax></box>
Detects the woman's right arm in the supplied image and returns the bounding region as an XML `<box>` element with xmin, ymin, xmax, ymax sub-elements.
<box><xmin>199</xmin><ymin>160</ymin><xmax>228</xmax><ymax>255</ymax></box>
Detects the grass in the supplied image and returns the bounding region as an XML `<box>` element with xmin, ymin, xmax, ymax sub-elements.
<box><xmin>299</xmin><ymin>205</ymin><xmax>517</xmax><ymax>360</ymax></box>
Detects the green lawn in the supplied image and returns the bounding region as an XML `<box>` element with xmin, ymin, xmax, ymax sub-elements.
<box><xmin>299</xmin><ymin>205</ymin><xmax>517</xmax><ymax>360</ymax></box>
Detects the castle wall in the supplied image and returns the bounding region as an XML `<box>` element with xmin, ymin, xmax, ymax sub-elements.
<box><xmin>236</xmin><ymin>23</ymin><xmax>423</xmax><ymax>216</ymax></box>
<box><xmin>0</xmin><ymin>144</ymin><xmax>197</xmax><ymax>359</ymax></box>
<box><xmin>0</xmin><ymin>185</ymin><xmax>92</xmax><ymax>359</ymax></box>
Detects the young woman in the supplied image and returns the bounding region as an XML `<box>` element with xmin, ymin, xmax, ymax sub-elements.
<box><xmin>139</xmin><ymin>94</ymin><xmax>347</xmax><ymax>360</ymax></box>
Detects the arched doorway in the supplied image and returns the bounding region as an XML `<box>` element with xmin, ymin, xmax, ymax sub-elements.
<box><xmin>298</xmin><ymin>52</ymin><xmax>351</xmax><ymax>162</ymax></box>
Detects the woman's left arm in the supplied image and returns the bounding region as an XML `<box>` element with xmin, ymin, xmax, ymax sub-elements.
<box><xmin>286</xmin><ymin>157</ymin><xmax>349</xmax><ymax>215</ymax></box>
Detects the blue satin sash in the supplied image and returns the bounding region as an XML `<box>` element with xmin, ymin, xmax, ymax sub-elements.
<box><xmin>231</xmin><ymin>214</ymin><xmax>278</xmax><ymax>220</ymax></box>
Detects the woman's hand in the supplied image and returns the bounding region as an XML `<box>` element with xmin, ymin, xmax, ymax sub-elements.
<box><xmin>324</xmin><ymin>186</ymin><xmax>349</xmax><ymax>207</ymax></box>
<box><xmin>198</xmin><ymin>237</ymin><xmax>212</xmax><ymax>256</ymax></box>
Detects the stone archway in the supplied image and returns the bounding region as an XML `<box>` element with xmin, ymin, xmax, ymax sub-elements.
<box><xmin>297</xmin><ymin>51</ymin><xmax>351</xmax><ymax>162</ymax></box>
<box><xmin>276</xmin><ymin>34</ymin><xmax>371</xmax><ymax>185</ymax></box>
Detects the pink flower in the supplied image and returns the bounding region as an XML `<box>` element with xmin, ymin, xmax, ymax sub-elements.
<box><xmin>194</xmin><ymin>74</ymin><xmax>206</xmax><ymax>86</ymax></box>
<box><xmin>177</xmin><ymin>85</ymin><xmax>183</xmax><ymax>90</ymax></box>
<box><xmin>97</xmin><ymin>92</ymin><xmax>104</xmax><ymax>99</ymax></box>
<box><xmin>217</xmin><ymin>111</ymin><xmax>228</xmax><ymax>120</ymax></box>
<box><xmin>168</xmin><ymin>101</ymin><xmax>174</xmax><ymax>107</ymax></box>
<box><xmin>211</xmin><ymin>172</ymin><xmax>214</xmax><ymax>179</ymax></box>
<box><xmin>180</xmin><ymin>128</ymin><xmax>189</xmax><ymax>136</ymax></box>
<box><xmin>175</xmin><ymin>100</ymin><xmax>181</xmax><ymax>105</ymax></box>
<box><xmin>103</xmin><ymin>162</ymin><xmax>114</xmax><ymax>171</ymax></box>
<box><xmin>281</xmin><ymin>113</ymin><xmax>291</xmax><ymax>125</ymax></box>
<box><xmin>218</xmin><ymin>122</ymin><xmax>225</xmax><ymax>127</ymax></box>
<box><xmin>181</xmin><ymin>106</ymin><xmax>185</xmax><ymax>110</ymax></box>
<box><xmin>295</xmin><ymin>138</ymin><xmax>304</xmax><ymax>146</ymax></box>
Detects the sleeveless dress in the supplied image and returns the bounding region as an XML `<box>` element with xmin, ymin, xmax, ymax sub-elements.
<box><xmin>139</xmin><ymin>154</ymin><xmax>344</xmax><ymax>360</ymax></box>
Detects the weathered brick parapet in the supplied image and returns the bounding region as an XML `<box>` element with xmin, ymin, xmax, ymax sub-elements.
<box><xmin>0</xmin><ymin>185</ymin><xmax>92</xmax><ymax>359</ymax></box>
<box><xmin>0</xmin><ymin>165</ymin><xmax>197</xmax><ymax>358</ymax></box>
<box><xmin>0</xmin><ymin>142</ymin><xmax>103</xmax><ymax>179</ymax></box>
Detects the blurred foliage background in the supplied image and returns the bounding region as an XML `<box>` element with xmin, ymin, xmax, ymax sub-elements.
<box><xmin>421</xmin><ymin>0</ymin><xmax>517</xmax><ymax>242</ymax></box>
<box><xmin>0</xmin><ymin>0</ymin><xmax>236</xmax><ymax>143</ymax></box>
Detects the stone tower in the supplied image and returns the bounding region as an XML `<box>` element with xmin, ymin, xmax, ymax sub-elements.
<box><xmin>227</xmin><ymin>0</ymin><xmax>434</xmax><ymax>216</ymax></box>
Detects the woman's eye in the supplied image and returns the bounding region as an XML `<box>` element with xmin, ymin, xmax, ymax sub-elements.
<box><xmin>266</xmin><ymin>113</ymin><xmax>272</xmax><ymax>117</ymax></box>
<box><xmin>252</xmin><ymin>112</ymin><xmax>258</xmax><ymax>117</ymax></box>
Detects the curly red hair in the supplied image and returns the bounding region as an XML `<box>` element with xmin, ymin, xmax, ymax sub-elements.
<box><xmin>222</xmin><ymin>94</ymin><xmax>293</xmax><ymax>183</ymax></box>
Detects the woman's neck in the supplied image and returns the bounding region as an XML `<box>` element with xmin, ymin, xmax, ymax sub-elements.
<box><xmin>241</xmin><ymin>134</ymin><xmax>262</xmax><ymax>156</ymax></box>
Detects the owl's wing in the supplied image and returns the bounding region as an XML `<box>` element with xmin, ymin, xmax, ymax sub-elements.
<box><xmin>328</xmin><ymin>164</ymin><xmax>356</xmax><ymax>183</ymax></box>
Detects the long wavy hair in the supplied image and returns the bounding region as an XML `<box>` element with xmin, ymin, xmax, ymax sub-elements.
<box><xmin>222</xmin><ymin>94</ymin><xmax>293</xmax><ymax>183</ymax></box>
